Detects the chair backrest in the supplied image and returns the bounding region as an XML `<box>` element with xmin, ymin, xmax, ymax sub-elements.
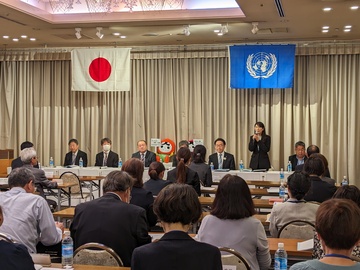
<box><xmin>73</xmin><ymin>242</ymin><xmax>123</xmax><ymax>267</ymax></box>
<box><xmin>60</xmin><ymin>171</ymin><xmax>82</xmax><ymax>197</ymax></box>
<box><xmin>278</xmin><ymin>220</ymin><xmax>316</xmax><ymax>239</ymax></box>
<box><xmin>219</xmin><ymin>247</ymin><xmax>251</xmax><ymax>270</ymax></box>
<box><xmin>0</xmin><ymin>232</ymin><xmax>15</xmax><ymax>243</ymax></box>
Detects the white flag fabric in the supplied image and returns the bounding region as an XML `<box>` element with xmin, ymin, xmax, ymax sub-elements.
<box><xmin>71</xmin><ymin>48</ymin><xmax>131</xmax><ymax>91</ymax></box>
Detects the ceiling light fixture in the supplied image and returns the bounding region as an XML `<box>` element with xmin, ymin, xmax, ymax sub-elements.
<box><xmin>344</xmin><ymin>29</ymin><xmax>351</xmax><ymax>32</ymax></box>
<box><xmin>344</xmin><ymin>25</ymin><xmax>352</xmax><ymax>29</ymax></box>
<box><xmin>75</xmin><ymin>28</ymin><xmax>82</xmax><ymax>39</ymax></box>
<box><xmin>183</xmin><ymin>25</ymin><xmax>190</xmax><ymax>36</ymax></box>
<box><xmin>13</xmin><ymin>38</ymin><xmax>19</xmax><ymax>42</ymax></box>
<box><xmin>350</xmin><ymin>6</ymin><xmax>359</xmax><ymax>10</ymax></box>
<box><xmin>3</xmin><ymin>35</ymin><xmax>9</xmax><ymax>39</ymax></box>
<box><xmin>96</xmin><ymin>27</ymin><xmax>104</xmax><ymax>39</ymax></box>
<box><xmin>323</xmin><ymin>7</ymin><xmax>332</xmax><ymax>11</ymax></box>
<box><xmin>251</xmin><ymin>22</ymin><xmax>259</xmax><ymax>34</ymax></box>
<box><xmin>120</xmin><ymin>35</ymin><xmax>127</xmax><ymax>39</ymax></box>
<box><xmin>322</xmin><ymin>29</ymin><xmax>329</xmax><ymax>33</ymax></box>
<box><xmin>21</xmin><ymin>35</ymin><xmax>27</xmax><ymax>39</ymax></box>
<box><xmin>30</xmin><ymin>38</ymin><xmax>36</xmax><ymax>41</ymax></box>
<box><xmin>322</xmin><ymin>26</ymin><xmax>329</xmax><ymax>29</ymax></box>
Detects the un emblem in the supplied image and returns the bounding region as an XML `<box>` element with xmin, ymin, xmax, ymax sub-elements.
<box><xmin>246</xmin><ymin>52</ymin><xmax>277</xmax><ymax>78</ymax></box>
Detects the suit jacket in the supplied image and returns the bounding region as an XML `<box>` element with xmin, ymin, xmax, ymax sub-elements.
<box><xmin>248</xmin><ymin>134</ymin><xmax>271</xmax><ymax>170</ymax></box>
<box><xmin>95</xmin><ymin>150</ymin><xmax>119</xmax><ymax>167</ymax></box>
<box><xmin>304</xmin><ymin>176</ymin><xmax>337</xmax><ymax>203</ymax></box>
<box><xmin>22</xmin><ymin>164</ymin><xmax>57</xmax><ymax>196</ymax></box>
<box><xmin>11</xmin><ymin>157</ymin><xmax>39</xmax><ymax>170</ymax></box>
<box><xmin>131</xmin><ymin>151</ymin><xmax>157</xmax><ymax>167</ymax></box>
<box><xmin>208</xmin><ymin>152</ymin><xmax>236</xmax><ymax>170</ymax></box>
<box><xmin>70</xmin><ymin>193</ymin><xmax>151</xmax><ymax>267</ymax></box>
<box><xmin>143</xmin><ymin>178</ymin><xmax>171</xmax><ymax>196</ymax></box>
<box><xmin>131</xmin><ymin>231</ymin><xmax>222</xmax><ymax>270</ymax></box>
<box><xmin>0</xmin><ymin>241</ymin><xmax>35</xmax><ymax>270</ymax></box>
<box><xmin>188</xmin><ymin>162</ymin><xmax>213</xmax><ymax>187</ymax></box>
<box><xmin>167</xmin><ymin>167</ymin><xmax>200</xmax><ymax>196</ymax></box>
<box><xmin>288</xmin><ymin>154</ymin><xmax>307</xmax><ymax>171</ymax></box>
<box><xmin>63</xmin><ymin>150</ymin><xmax>88</xmax><ymax>167</ymax></box>
<box><xmin>130</xmin><ymin>187</ymin><xmax>157</xmax><ymax>227</ymax></box>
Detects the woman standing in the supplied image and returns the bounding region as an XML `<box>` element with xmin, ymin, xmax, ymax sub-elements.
<box><xmin>248</xmin><ymin>121</ymin><xmax>271</xmax><ymax>170</ymax></box>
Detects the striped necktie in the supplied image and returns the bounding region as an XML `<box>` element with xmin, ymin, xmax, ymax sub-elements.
<box><xmin>103</xmin><ymin>153</ymin><xmax>108</xmax><ymax>166</ymax></box>
<box><xmin>218</xmin><ymin>154</ymin><xmax>223</xmax><ymax>169</ymax></box>
<box><xmin>140</xmin><ymin>153</ymin><xmax>145</xmax><ymax>164</ymax></box>
<box><xmin>72</xmin><ymin>153</ymin><xmax>76</xmax><ymax>165</ymax></box>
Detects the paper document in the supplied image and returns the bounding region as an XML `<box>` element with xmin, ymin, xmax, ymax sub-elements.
<box><xmin>297</xmin><ymin>238</ymin><xmax>314</xmax><ymax>250</ymax></box>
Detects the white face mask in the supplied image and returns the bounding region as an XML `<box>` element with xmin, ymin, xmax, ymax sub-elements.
<box><xmin>103</xmin><ymin>144</ymin><xmax>111</xmax><ymax>151</ymax></box>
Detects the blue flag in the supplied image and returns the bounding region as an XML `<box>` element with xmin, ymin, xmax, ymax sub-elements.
<box><xmin>229</xmin><ymin>45</ymin><xmax>296</xmax><ymax>89</ymax></box>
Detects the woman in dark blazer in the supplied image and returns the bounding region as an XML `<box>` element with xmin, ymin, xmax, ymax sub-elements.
<box><xmin>166</xmin><ymin>148</ymin><xmax>200</xmax><ymax>196</ymax></box>
<box><xmin>248</xmin><ymin>121</ymin><xmax>271</xmax><ymax>170</ymax></box>
<box><xmin>131</xmin><ymin>184</ymin><xmax>222</xmax><ymax>270</ymax></box>
<box><xmin>144</xmin><ymin>161</ymin><xmax>170</xmax><ymax>196</ymax></box>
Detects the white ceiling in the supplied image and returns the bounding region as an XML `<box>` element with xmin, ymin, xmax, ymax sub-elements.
<box><xmin>0</xmin><ymin>0</ymin><xmax>359</xmax><ymax>49</ymax></box>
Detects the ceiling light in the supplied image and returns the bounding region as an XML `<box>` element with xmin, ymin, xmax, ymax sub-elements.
<box><xmin>183</xmin><ymin>25</ymin><xmax>190</xmax><ymax>36</ymax></box>
<box><xmin>344</xmin><ymin>29</ymin><xmax>351</xmax><ymax>32</ymax></box>
<box><xmin>322</xmin><ymin>29</ymin><xmax>329</xmax><ymax>33</ymax></box>
<box><xmin>21</xmin><ymin>35</ymin><xmax>27</xmax><ymax>39</ymax></box>
<box><xmin>30</xmin><ymin>38</ymin><xmax>36</xmax><ymax>41</ymax></box>
<box><xmin>13</xmin><ymin>38</ymin><xmax>19</xmax><ymax>42</ymax></box>
<box><xmin>251</xmin><ymin>22</ymin><xmax>259</xmax><ymax>34</ymax></box>
<box><xmin>3</xmin><ymin>35</ymin><xmax>9</xmax><ymax>39</ymax></box>
<box><xmin>96</xmin><ymin>27</ymin><xmax>104</xmax><ymax>39</ymax></box>
<box><xmin>113</xmin><ymin>32</ymin><xmax>120</xmax><ymax>36</ymax></box>
<box><xmin>323</xmin><ymin>7</ymin><xmax>332</xmax><ymax>11</ymax></box>
<box><xmin>322</xmin><ymin>26</ymin><xmax>329</xmax><ymax>29</ymax></box>
<box><xmin>350</xmin><ymin>6</ymin><xmax>359</xmax><ymax>10</ymax></box>
<box><xmin>344</xmin><ymin>25</ymin><xmax>352</xmax><ymax>29</ymax></box>
<box><xmin>120</xmin><ymin>36</ymin><xmax>127</xmax><ymax>39</ymax></box>
<box><xmin>214</xmin><ymin>29</ymin><xmax>220</xmax><ymax>33</ymax></box>
<box><xmin>75</xmin><ymin>28</ymin><xmax>82</xmax><ymax>39</ymax></box>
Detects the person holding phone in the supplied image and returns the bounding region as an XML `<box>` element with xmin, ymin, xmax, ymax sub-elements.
<box><xmin>248</xmin><ymin>121</ymin><xmax>271</xmax><ymax>170</ymax></box>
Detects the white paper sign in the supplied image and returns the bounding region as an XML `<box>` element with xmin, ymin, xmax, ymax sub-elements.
<box><xmin>222</xmin><ymin>265</ymin><xmax>237</xmax><ymax>270</ymax></box>
<box><xmin>193</xmin><ymin>139</ymin><xmax>204</xmax><ymax>146</ymax></box>
<box><xmin>150</xmin><ymin>138</ymin><xmax>161</xmax><ymax>147</ymax></box>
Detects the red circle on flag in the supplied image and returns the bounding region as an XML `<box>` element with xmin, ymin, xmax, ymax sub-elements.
<box><xmin>88</xmin><ymin>57</ymin><xmax>111</xmax><ymax>82</ymax></box>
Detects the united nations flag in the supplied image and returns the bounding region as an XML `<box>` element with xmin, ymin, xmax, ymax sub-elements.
<box><xmin>229</xmin><ymin>45</ymin><xmax>296</xmax><ymax>89</ymax></box>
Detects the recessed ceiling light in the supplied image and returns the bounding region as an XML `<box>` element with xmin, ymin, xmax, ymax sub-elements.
<box><xmin>217</xmin><ymin>33</ymin><xmax>223</xmax><ymax>36</ymax></box>
<box><xmin>112</xmin><ymin>32</ymin><xmax>120</xmax><ymax>36</ymax></box>
<box><xmin>30</xmin><ymin>38</ymin><xmax>36</xmax><ymax>41</ymax></box>
<box><xmin>323</xmin><ymin>7</ymin><xmax>332</xmax><ymax>11</ymax></box>
<box><xmin>21</xmin><ymin>35</ymin><xmax>27</xmax><ymax>38</ymax></box>
<box><xmin>344</xmin><ymin>25</ymin><xmax>352</xmax><ymax>29</ymax></box>
<box><xmin>3</xmin><ymin>35</ymin><xmax>9</xmax><ymax>39</ymax></box>
<box><xmin>350</xmin><ymin>6</ymin><xmax>359</xmax><ymax>10</ymax></box>
<box><xmin>322</xmin><ymin>29</ymin><xmax>329</xmax><ymax>33</ymax></box>
<box><xmin>214</xmin><ymin>30</ymin><xmax>220</xmax><ymax>33</ymax></box>
<box><xmin>120</xmin><ymin>36</ymin><xmax>126</xmax><ymax>39</ymax></box>
<box><xmin>13</xmin><ymin>38</ymin><xmax>19</xmax><ymax>42</ymax></box>
<box><xmin>322</xmin><ymin>26</ymin><xmax>329</xmax><ymax>29</ymax></box>
<box><xmin>344</xmin><ymin>29</ymin><xmax>351</xmax><ymax>32</ymax></box>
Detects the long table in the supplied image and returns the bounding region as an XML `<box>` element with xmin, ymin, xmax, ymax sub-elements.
<box><xmin>50</xmin><ymin>263</ymin><xmax>130</xmax><ymax>270</ymax></box>
<box><xmin>268</xmin><ymin>238</ymin><xmax>312</xmax><ymax>257</ymax></box>
<box><xmin>201</xmin><ymin>186</ymin><xmax>270</xmax><ymax>196</ymax></box>
<box><xmin>199</xmin><ymin>197</ymin><xmax>273</xmax><ymax>209</ymax></box>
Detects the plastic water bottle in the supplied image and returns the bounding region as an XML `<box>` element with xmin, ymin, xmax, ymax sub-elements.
<box><xmin>342</xmin><ymin>176</ymin><xmax>348</xmax><ymax>186</ymax></box>
<box><xmin>118</xmin><ymin>158</ymin><xmax>123</xmax><ymax>169</ymax></box>
<box><xmin>210</xmin><ymin>162</ymin><xmax>214</xmax><ymax>171</ymax></box>
<box><xmin>49</xmin><ymin>157</ymin><xmax>54</xmax><ymax>168</ymax></box>
<box><xmin>274</xmin><ymin>242</ymin><xmax>287</xmax><ymax>270</ymax></box>
<box><xmin>239</xmin><ymin>160</ymin><xmax>244</xmax><ymax>171</ymax></box>
<box><xmin>279</xmin><ymin>168</ymin><xmax>285</xmax><ymax>199</ymax></box>
<box><xmin>280</xmin><ymin>168</ymin><xmax>284</xmax><ymax>182</ymax></box>
<box><xmin>62</xmin><ymin>231</ymin><xmax>73</xmax><ymax>268</ymax></box>
<box><xmin>287</xmin><ymin>161</ymin><xmax>292</xmax><ymax>172</ymax></box>
<box><xmin>79</xmin><ymin>157</ymin><xmax>83</xmax><ymax>168</ymax></box>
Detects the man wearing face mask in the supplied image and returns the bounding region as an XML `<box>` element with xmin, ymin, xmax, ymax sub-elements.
<box><xmin>95</xmin><ymin>138</ymin><xmax>119</xmax><ymax>167</ymax></box>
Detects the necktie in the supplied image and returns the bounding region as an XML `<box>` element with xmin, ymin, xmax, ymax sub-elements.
<box><xmin>219</xmin><ymin>154</ymin><xmax>223</xmax><ymax>169</ymax></box>
<box><xmin>72</xmin><ymin>153</ymin><xmax>76</xmax><ymax>165</ymax></box>
<box><xmin>103</xmin><ymin>153</ymin><xmax>108</xmax><ymax>166</ymax></box>
<box><xmin>140</xmin><ymin>153</ymin><xmax>145</xmax><ymax>164</ymax></box>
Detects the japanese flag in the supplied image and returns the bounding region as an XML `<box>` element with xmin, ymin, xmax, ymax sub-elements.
<box><xmin>71</xmin><ymin>48</ymin><xmax>131</xmax><ymax>91</ymax></box>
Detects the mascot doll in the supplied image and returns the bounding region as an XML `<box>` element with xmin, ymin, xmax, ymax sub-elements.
<box><xmin>156</xmin><ymin>138</ymin><xmax>176</xmax><ymax>163</ymax></box>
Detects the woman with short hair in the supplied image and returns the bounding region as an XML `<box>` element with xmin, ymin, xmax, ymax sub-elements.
<box><xmin>197</xmin><ymin>174</ymin><xmax>271</xmax><ymax>270</ymax></box>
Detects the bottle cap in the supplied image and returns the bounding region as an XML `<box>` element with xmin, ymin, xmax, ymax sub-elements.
<box><xmin>278</xmin><ymin>242</ymin><xmax>284</xmax><ymax>249</ymax></box>
<box><xmin>64</xmin><ymin>231</ymin><xmax>70</xmax><ymax>236</ymax></box>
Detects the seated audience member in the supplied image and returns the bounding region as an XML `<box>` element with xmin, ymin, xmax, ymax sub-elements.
<box><xmin>132</xmin><ymin>184</ymin><xmax>222</xmax><ymax>270</ymax></box>
<box><xmin>197</xmin><ymin>174</ymin><xmax>271</xmax><ymax>270</ymax></box>
<box><xmin>0</xmin><ymin>168</ymin><xmax>63</xmax><ymax>253</ymax></box>
<box><xmin>144</xmin><ymin>161</ymin><xmax>170</xmax><ymax>196</ymax></box>
<box><xmin>21</xmin><ymin>147</ymin><xmax>58</xmax><ymax>197</ymax></box>
<box><xmin>172</xmin><ymin>140</ymin><xmax>189</xmax><ymax>167</ymax></box>
<box><xmin>63</xmin><ymin>138</ymin><xmax>88</xmax><ymax>167</ymax></box>
<box><xmin>122</xmin><ymin>158</ymin><xmax>157</xmax><ymax>227</ymax></box>
<box><xmin>70</xmin><ymin>171</ymin><xmax>151</xmax><ymax>267</ymax></box>
<box><xmin>302</xmin><ymin>156</ymin><xmax>336</xmax><ymax>203</ymax></box>
<box><xmin>208</xmin><ymin>138</ymin><xmax>236</xmax><ymax>170</ymax></box>
<box><xmin>269</xmin><ymin>172</ymin><xmax>319</xmax><ymax>237</ymax></box>
<box><xmin>95</xmin><ymin>137</ymin><xmax>119</xmax><ymax>167</ymax></box>
<box><xmin>313</xmin><ymin>185</ymin><xmax>360</xmax><ymax>260</ymax></box>
<box><xmin>288</xmin><ymin>141</ymin><xmax>307</xmax><ymax>170</ymax></box>
<box><xmin>0</xmin><ymin>205</ymin><xmax>36</xmax><ymax>270</ymax></box>
<box><xmin>11</xmin><ymin>141</ymin><xmax>39</xmax><ymax>170</ymax></box>
<box><xmin>189</xmin><ymin>144</ymin><xmax>213</xmax><ymax>187</ymax></box>
<box><xmin>311</xmin><ymin>153</ymin><xmax>336</xmax><ymax>185</ymax></box>
<box><xmin>131</xmin><ymin>140</ymin><xmax>157</xmax><ymax>167</ymax></box>
<box><xmin>167</xmin><ymin>147</ymin><xmax>200</xmax><ymax>196</ymax></box>
<box><xmin>290</xmin><ymin>199</ymin><xmax>360</xmax><ymax>270</ymax></box>
<box><xmin>296</xmin><ymin>145</ymin><xmax>331</xmax><ymax>178</ymax></box>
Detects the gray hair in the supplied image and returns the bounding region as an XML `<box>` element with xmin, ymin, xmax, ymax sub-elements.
<box><xmin>8</xmin><ymin>167</ymin><xmax>35</xmax><ymax>188</ymax></box>
<box><xmin>103</xmin><ymin>171</ymin><xmax>134</xmax><ymax>193</ymax></box>
<box><xmin>20</xmin><ymin>147</ymin><xmax>37</xmax><ymax>164</ymax></box>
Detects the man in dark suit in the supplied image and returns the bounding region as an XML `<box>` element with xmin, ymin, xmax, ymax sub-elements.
<box><xmin>70</xmin><ymin>171</ymin><xmax>151</xmax><ymax>267</ymax></box>
<box><xmin>131</xmin><ymin>140</ymin><xmax>156</xmax><ymax>167</ymax></box>
<box><xmin>208</xmin><ymin>138</ymin><xmax>236</xmax><ymax>170</ymax></box>
<box><xmin>11</xmin><ymin>141</ymin><xmax>39</xmax><ymax>170</ymax></box>
<box><xmin>95</xmin><ymin>138</ymin><xmax>119</xmax><ymax>167</ymax></box>
<box><xmin>63</xmin><ymin>138</ymin><xmax>88</xmax><ymax>167</ymax></box>
<box><xmin>288</xmin><ymin>141</ymin><xmax>307</xmax><ymax>170</ymax></box>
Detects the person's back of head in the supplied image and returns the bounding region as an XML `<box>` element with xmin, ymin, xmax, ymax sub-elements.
<box><xmin>307</xmin><ymin>145</ymin><xmax>320</xmax><ymax>157</ymax></box>
<box><xmin>287</xmin><ymin>172</ymin><xmax>311</xmax><ymax>200</ymax></box>
<box><xmin>103</xmin><ymin>170</ymin><xmax>134</xmax><ymax>193</ymax></box>
<box><xmin>20</xmin><ymin>141</ymin><xmax>34</xmax><ymax>151</ymax></box>
<box><xmin>178</xmin><ymin>140</ymin><xmax>189</xmax><ymax>148</ymax></box>
<box><xmin>20</xmin><ymin>147</ymin><xmax>36</xmax><ymax>165</ymax></box>
<box><xmin>121</xmin><ymin>158</ymin><xmax>144</xmax><ymax>188</ymax></box>
<box><xmin>148</xmin><ymin>161</ymin><xmax>165</xmax><ymax>180</ymax></box>
<box><xmin>303</xmin><ymin>156</ymin><xmax>325</xmax><ymax>176</ymax></box>
<box><xmin>212</xmin><ymin>174</ymin><xmax>255</xmax><ymax>219</ymax></box>
<box><xmin>154</xmin><ymin>184</ymin><xmax>201</xmax><ymax>225</ymax></box>
<box><xmin>8</xmin><ymin>167</ymin><xmax>35</xmax><ymax>189</ymax></box>
<box><xmin>333</xmin><ymin>185</ymin><xmax>360</xmax><ymax>208</ymax></box>
<box><xmin>176</xmin><ymin>147</ymin><xmax>191</xmax><ymax>184</ymax></box>
<box><xmin>310</xmin><ymin>153</ymin><xmax>328</xmax><ymax>172</ymax></box>
<box><xmin>192</xmin><ymin>145</ymin><xmax>206</xmax><ymax>164</ymax></box>
<box><xmin>316</xmin><ymin>199</ymin><xmax>360</xmax><ymax>251</ymax></box>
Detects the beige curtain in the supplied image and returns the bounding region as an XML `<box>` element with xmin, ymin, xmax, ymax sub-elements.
<box><xmin>0</xmin><ymin>49</ymin><xmax>359</xmax><ymax>185</ymax></box>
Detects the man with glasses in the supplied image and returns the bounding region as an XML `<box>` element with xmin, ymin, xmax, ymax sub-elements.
<box><xmin>288</xmin><ymin>141</ymin><xmax>307</xmax><ymax>171</ymax></box>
